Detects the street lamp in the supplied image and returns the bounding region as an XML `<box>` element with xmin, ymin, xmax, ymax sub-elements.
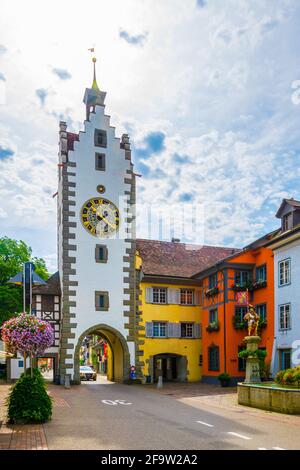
<box><xmin>7</xmin><ymin>262</ymin><xmax>47</xmax><ymax>315</ymax></box>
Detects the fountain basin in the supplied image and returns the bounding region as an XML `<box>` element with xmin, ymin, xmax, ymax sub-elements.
<box><xmin>238</xmin><ymin>382</ymin><xmax>300</xmax><ymax>414</ymax></box>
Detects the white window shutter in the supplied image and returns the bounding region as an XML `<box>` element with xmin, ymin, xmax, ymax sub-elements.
<box><xmin>194</xmin><ymin>323</ymin><xmax>202</xmax><ymax>338</ymax></box>
<box><xmin>145</xmin><ymin>322</ymin><xmax>153</xmax><ymax>337</ymax></box>
<box><xmin>167</xmin><ymin>322</ymin><xmax>180</xmax><ymax>337</ymax></box>
<box><xmin>168</xmin><ymin>288</ymin><xmax>180</xmax><ymax>304</ymax></box>
<box><xmin>174</xmin><ymin>323</ymin><xmax>181</xmax><ymax>338</ymax></box>
<box><xmin>145</xmin><ymin>287</ymin><xmax>153</xmax><ymax>303</ymax></box>
<box><xmin>194</xmin><ymin>290</ymin><xmax>201</xmax><ymax>305</ymax></box>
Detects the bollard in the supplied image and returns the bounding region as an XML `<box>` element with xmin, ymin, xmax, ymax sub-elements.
<box><xmin>157</xmin><ymin>376</ymin><xmax>163</xmax><ymax>389</ymax></box>
<box><xmin>64</xmin><ymin>375</ymin><xmax>70</xmax><ymax>389</ymax></box>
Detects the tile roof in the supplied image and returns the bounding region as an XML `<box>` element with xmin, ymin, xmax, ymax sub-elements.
<box><xmin>32</xmin><ymin>271</ymin><xmax>61</xmax><ymax>295</ymax></box>
<box><xmin>136</xmin><ymin>239</ymin><xmax>239</xmax><ymax>278</ymax></box>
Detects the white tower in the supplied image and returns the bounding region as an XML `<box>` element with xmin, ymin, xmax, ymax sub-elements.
<box><xmin>57</xmin><ymin>57</ymin><xmax>137</xmax><ymax>383</ymax></box>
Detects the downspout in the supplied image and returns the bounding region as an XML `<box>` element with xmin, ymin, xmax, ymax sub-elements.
<box><xmin>221</xmin><ymin>269</ymin><xmax>227</xmax><ymax>373</ymax></box>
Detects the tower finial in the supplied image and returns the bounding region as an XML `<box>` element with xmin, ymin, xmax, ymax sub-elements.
<box><xmin>88</xmin><ymin>46</ymin><xmax>100</xmax><ymax>91</ymax></box>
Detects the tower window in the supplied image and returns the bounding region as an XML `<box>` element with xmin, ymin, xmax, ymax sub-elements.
<box><xmin>95</xmin><ymin>291</ymin><xmax>109</xmax><ymax>311</ymax></box>
<box><xmin>94</xmin><ymin>129</ymin><xmax>107</xmax><ymax>148</ymax></box>
<box><xmin>95</xmin><ymin>244</ymin><xmax>108</xmax><ymax>263</ymax></box>
<box><xmin>95</xmin><ymin>153</ymin><xmax>105</xmax><ymax>171</ymax></box>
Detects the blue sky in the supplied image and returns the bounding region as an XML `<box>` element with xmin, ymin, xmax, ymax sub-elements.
<box><xmin>0</xmin><ymin>0</ymin><xmax>300</xmax><ymax>272</ymax></box>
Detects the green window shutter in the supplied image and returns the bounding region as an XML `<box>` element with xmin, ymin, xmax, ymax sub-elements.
<box><xmin>145</xmin><ymin>287</ymin><xmax>153</xmax><ymax>303</ymax></box>
<box><xmin>168</xmin><ymin>288</ymin><xmax>180</xmax><ymax>304</ymax></box>
<box><xmin>145</xmin><ymin>322</ymin><xmax>153</xmax><ymax>337</ymax></box>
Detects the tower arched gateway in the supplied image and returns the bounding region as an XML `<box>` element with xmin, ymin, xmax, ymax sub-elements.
<box><xmin>56</xmin><ymin>56</ymin><xmax>139</xmax><ymax>384</ymax></box>
<box><xmin>74</xmin><ymin>324</ymin><xmax>130</xmax><ymax>383</ymax></box>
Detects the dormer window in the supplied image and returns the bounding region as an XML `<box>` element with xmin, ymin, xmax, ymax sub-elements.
<box><xmin>283</xmin><ymin>213</ymin><xmax>293</xmax><ymax>231</ymax></box>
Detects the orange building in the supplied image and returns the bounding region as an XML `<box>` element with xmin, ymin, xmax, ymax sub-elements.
<box><xmin>194</xmin><ymin>234</ymin><xmax>275</xmax><ymax>384</ymax></box>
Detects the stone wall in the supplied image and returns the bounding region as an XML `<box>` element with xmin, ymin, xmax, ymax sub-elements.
<box><xmin>238</xmin><ymin>383</ymin><xmax>300</xmax><ymax>414</ymax></box>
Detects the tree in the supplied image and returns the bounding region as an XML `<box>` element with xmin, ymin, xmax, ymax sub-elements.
<box><xmin>0</xmin><ymin>237</ymin><xmax>49</xmax><ymax>325</ymax></box>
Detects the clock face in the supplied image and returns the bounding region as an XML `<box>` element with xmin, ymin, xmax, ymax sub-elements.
<box><xmin>80</xmin><ymin>197</ymin><xmax>120</xmax><ymax>238</ymax></box>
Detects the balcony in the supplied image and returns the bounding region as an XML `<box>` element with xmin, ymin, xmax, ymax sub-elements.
<box><xmin>205</xmin><ymin>286</ymin><xmax>219</xmax><ymax>298</ymax></box>
<box><xmin>206</xmin><ymin>321</ymin><xmax>220</xmax><ymax>333</ymax></box>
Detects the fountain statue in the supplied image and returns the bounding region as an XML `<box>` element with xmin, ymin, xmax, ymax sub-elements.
<box><xmin>243</xmin><ymin>305</ymin><xmax>261</xmax><ymax>383</ymax></box>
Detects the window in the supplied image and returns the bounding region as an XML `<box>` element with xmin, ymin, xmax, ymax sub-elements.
<box><xmin>280</xmin><ymin>349</ymin><xmax>291</xmax><ymax>370</ymax></box>
<box><xmin>209</xmin><ymin>308</ymin><xmax>218</xmax><ymax>324</ymax></box>
<box><xmin>181</xmin><ymin>323</ymin><xmax>194</xmax><ymax>338</ymax></box>
<box><xmin>209</xmin><ymin>273</ymin><xmax>218</xmax><ymax>289</ymax></box>
<box><xmin>238</xmin><ymin>346</ymin><xmax>246</xmax><ymax>372</ymax></box>
<box><xmin>95</xmin><ymin>244</ymin><xmax>108</xmax><ymax>263</ymax></box>
<box><xmin>256</xmin><ymin>304</ymin><xmax>267</xmax><ymax>321</ymax></box>
<box><xmin>279</xmin><ymin>259</ymin><xmax>291</xmax><ymax>286</ymax></box>
<box><xmin>95</xmin><ymin>153</ymin><xmax>105</xmax><ymax>171</ymax></box>
<box><xmin>95</xmin><ymin>291</ymin><xmax>109</xmax><ymax>311</ymax></box>
<box><xmin>283</xmin><ymin>213</ymin><xmax>293</xmax><ymax>231</ymax></box>
<box><xmin>153</xmin><ymin>322</ymin><xmax>167</xmax><ymax>337</ymax></box>
<box><xmin>235</xmin><ymin>306</ymin><xmax>247</xmax><ymax>323</ymax></box>
<box><xmin>279</xmin><ymin>304</ymin><xmax>291</xmax><ymax>330</ymax></box>
<box><xmin>180</xmin><ymin>289</ymin><xmax>194</xmax><ymax>305</ymax></box>
<box><xmin>94</xmin><ymin>129</ymin><xmax>107</xmax><ymax>148</ymax></box>
<box><xmin>235</xmin><ymin>271</ymin><xmax>250</xmax><ymax>285</ymax></box>
<box><xmin>152</xmin><ymin>287</ymin><xmax>167</xmax><ymax>304</ymax></box>
<box><xmin>256</xmin><ymin>264</ymin><xmax>266</xmax><ymax>282</ymax></box>
<box><xmin>208</xmin><ymin>346</ymin><xmax>219</xmax><ymax>371</ymax></box>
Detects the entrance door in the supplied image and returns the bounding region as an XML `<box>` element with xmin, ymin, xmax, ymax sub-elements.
<box><xmin>280</xmin><ymin>349</ymin><xmax>291</xmax><ymax>370</ymax></box>
<box><xmin>37</xmin><ymin>357</ymin><xmax>55</xmax><ymax>381</ymax></box>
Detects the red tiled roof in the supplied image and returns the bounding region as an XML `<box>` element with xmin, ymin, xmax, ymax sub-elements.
<box><xmin>136</xmin><ymin>239</ymin><xmax>239</xmax><ymax>278</ymax></box>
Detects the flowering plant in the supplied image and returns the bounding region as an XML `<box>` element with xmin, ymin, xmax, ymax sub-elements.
<box><xmin>1</xmin><ymin>313</ymin><xmax>54</xmax><ymax>356</ymax></box>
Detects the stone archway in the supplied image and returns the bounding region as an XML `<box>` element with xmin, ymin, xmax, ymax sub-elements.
<box><xmin>73</xmin><ymin>324</ymin><xmax>131</xmax><ymax>384</ymax></box>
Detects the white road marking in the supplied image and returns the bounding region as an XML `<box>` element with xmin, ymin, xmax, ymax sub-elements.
<box><xmin>196</xmin><ymin>420</ymin><xmax>215</xmax><ymax>428</ymax></box>
<box><xmin>227</xmin><ymin>432</ymin><xmax>252</xmax><ymax>440</ymax></box>
<box><xmin>272</xmin><ymin>447</ymin><xmax>285</xmax><ymax>450</ymax></box>
<box><xmin>258</xmin><ymin>448</ymin><xmax>267</xmax><ymax>450</ymax></box>
<box><xmin>101</xmin><ymin>399</ymin><xmax>132</xmax><ymax>406</ymax></box>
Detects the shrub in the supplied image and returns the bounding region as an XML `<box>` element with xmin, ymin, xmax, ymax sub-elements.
<box><xmin>275</xmin><ymin>366</ymin><xmax>300</xmax><ymax>387</ymax></box>
<box><xmin>217</xmin><ymin>372</ymin><xmax>230</xmax><ymax>382</ymax></box>
<box><xmin>6</xmin><ymin>368</ymin><xmax>52</xmax><ymax>423</ymax></box>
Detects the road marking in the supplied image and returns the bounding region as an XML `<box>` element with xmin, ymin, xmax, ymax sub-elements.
<box><xmin>272</xmin><ymin>447</ymin><xmax>285</xmax><ymax>450</ymax></box>
<box><xmin>196</xmin><ymin>420</ymin><xmax>214</xmax><ymax>428</ymax></box>
<box><xmin>101</xmin><ymin>399</ymin><xmax>132</xmax><ymax>406</ymax></box>
<box><xmin>227</xmin><ymin>432</ymin><xmax>252</xmax><ymax>440</ymax></box>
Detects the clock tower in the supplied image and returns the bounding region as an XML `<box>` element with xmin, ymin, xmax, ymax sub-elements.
<box><xmin>57</xmin><ymin>57</ymin><xmax>137</xmax><ymax>384</ymax></box>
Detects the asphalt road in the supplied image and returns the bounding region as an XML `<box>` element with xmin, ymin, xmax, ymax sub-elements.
<box><xmin>44</xmin><ymin>379</ymin><xmax>300</xmax><ymax>450</ymax></box>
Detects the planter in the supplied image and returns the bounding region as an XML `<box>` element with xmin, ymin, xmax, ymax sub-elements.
<box><xmin>220</xmin><ymin>379</ymin><xmax>230</xmax><ymax>387</ymax></box>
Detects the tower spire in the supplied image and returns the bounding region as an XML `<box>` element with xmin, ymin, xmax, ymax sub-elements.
<box><xmin>91</xmin><ymin>56</ymin><xmax>100</xmax><ymax>91</ymax></box>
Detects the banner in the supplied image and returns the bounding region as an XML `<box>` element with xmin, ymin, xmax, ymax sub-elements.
<box><xmin>236</xmin><ymin>290</ymin><xmax>249</xmax><ymax>306</ymax></box>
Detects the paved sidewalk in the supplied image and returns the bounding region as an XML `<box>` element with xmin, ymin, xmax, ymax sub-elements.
<box><xmin>0</xmin><ymin>381</ymin><xmax>48</xmax><ymax>450</ymax></box>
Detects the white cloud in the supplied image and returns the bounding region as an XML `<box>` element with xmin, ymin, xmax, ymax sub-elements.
<box><xmin>0</xmin><ymin>0</ymin><xmax>299</xmax><ymax>265</ymax></box>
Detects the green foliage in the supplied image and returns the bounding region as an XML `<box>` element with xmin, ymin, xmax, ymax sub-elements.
<box><xmin>206</xmin><ymin>320</ymin><xmax>220</xmax><ymax>332</ymax></box>
<box><xmin>275</xmin><ymin>366</ymin><xmax>300</xmax><ymax>387</ymax></box>
<box><xmin>232</xmin><ymin>315</ymin><xmax>247</xmax><ymax>330</ymax></box>
<box><xmin>238</xmin><ymin>348</ymin><xmax>267</xmax><ymax>360</ymax></box>
<box><xmin>6</xmin><ymin>368</ymin><xmax>52</xmax><ymax>423</ymax></box>
<box><xmin>217</xmin><ymin>372</ymin><xmax>230</xmax><ymax>381</ymax></box>
<box><xmin>0</xmin><ymin>237</ymin><xmax>49</xmax><ymax>326</ymax></box>
<box><xmin>0</xmin><ymin>285</ymin><xmax>22</xmax><ymax>325</ymax></box>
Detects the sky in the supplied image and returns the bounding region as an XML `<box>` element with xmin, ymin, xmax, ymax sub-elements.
<box><xmin>0</xmin><ymin>0</ymin><xmax>300</xmax><ymax>272</ymax></box>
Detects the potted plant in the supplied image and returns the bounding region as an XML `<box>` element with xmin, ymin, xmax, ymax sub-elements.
<box><xmin>217</xmin><ymin>372</ymin><xmax>231</xmax><ymax>387</ymax></box>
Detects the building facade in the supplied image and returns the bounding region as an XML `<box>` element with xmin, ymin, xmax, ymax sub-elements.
<box><xmin>267</xmin><ymin>199</ymin><xmax>300</xmax><ymax>374</ymax></box>
<box><xmin>196</xmin><ymin>241</ymin><xmax>275</xmax><ymax>384</ymax></box>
